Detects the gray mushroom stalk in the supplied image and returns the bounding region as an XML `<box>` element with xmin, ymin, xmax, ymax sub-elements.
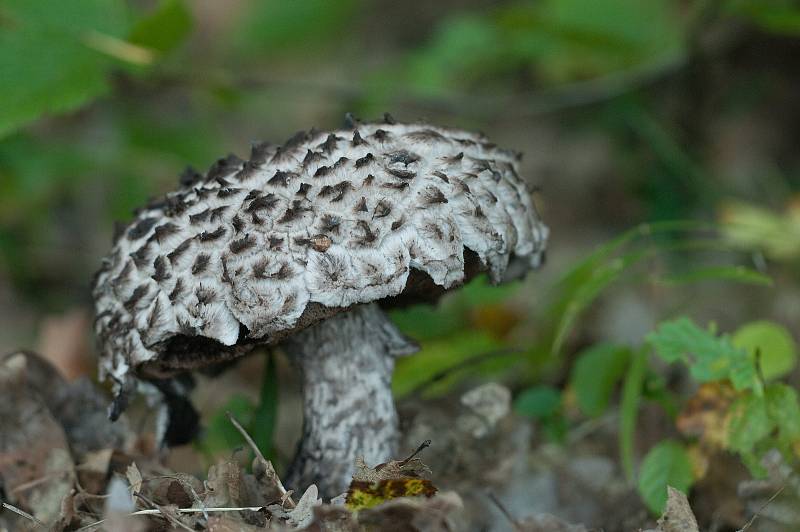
<box><xmin>92</xmin><ymin>114</ymin><xmax>548</xmax><ymax>497</ymax></box>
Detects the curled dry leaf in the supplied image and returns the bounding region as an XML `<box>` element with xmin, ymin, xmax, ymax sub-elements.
<box><xmin>346</xmin><ymin>441</ymin><xmax>437</xmax><ymax>511</ymax></box>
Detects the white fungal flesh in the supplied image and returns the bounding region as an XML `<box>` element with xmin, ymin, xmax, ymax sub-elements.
<box><xmin>93</xmin><ymin>120</ymin><xmax>549</xmax><ymax>383</ymax></box>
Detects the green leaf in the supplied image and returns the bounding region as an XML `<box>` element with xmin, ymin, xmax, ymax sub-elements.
<box><xmin>726</xmin><ymin>0</ymin><xmax>800</xmax><ymax>36</ymax></box>
<box><xmin>515</xmin><ymin>385</ymin><xmax>562</xmax><ymax>419</ymax></box>
<box><xmin>232</xmin><ymin>0</ymin><xmax>360</xmax><ymax>54</ymax></box>
<box><xmin>647</xmin><ymin>317</ymin><xmax>759</xmax><ymax>392</ymax></box>
<box><xmin>197</xmin><ymin>394</ymin><xmax>255</xmax><ymax>457</ymax></box>
<box><xmin>0</xmin><ymin>0</ymin><xmax>131</xmax><ymax>137</ymax></box>
<box><xmin>392</xmin><ymin>330</ymin><xmax>505</xmax><ymax>399</ymax></box>
<box><xmin>655</xmin><ymin>265</ymin><xmax>773</xmax><ymax>287</ymax></box>
<box><xmin>727</xmin><ymin>393</ymin><xmax>773</xmax><ymax>455</ymax></box>
<box><xmin>570</xmin><ymin>343</ymin><xmax>631</xmax><ymax>417</ymax></box>
<box><xmin>128</xmin><ymin>0</ymin><xmax>192</xmax><ymax>54</ymax></box>
<box><xmin>620</xmin><ymin>349</ymin><xmax>646</xmax><ymax>482</ymax></box>
<box><xmin>765</xmin><ymin>383</ymin><xmax>800</xmax><ymax>442</ymax></box>
<box><xmin>733</xmin><ymin>321</ymin><xmax>797</xmax><ymax>381</ymax></box>
<box><xmin>637</xmin><ymin>440</ymin><xmax>694</xmax><ymax>514</ymax></box>
<box><xmin>251</xmin><ymin>353</ymin><xmax>278</xmax><ymax>460</ymax></box>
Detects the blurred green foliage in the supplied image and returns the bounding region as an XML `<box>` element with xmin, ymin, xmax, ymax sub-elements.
<box><xmin>1</xmin><ymin>0</ymin><xmax>800</xmax><ymax>514</ymax></box>
<box><xmin>637</xmin><ymin>440</ymin><xmax>694</xmax><ymax>514</ymax></box>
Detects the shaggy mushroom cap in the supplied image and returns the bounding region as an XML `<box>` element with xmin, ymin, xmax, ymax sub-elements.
<box><xmin>92</xmin><ymin>117</ymin><xmax>548</xmax><ymax>384</ymax></box>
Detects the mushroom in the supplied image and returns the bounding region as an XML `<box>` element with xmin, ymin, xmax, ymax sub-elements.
<box><xmin>92</xmin><ymin>115</ymin><xmax>548</xmax><ymax>496</ymax></box>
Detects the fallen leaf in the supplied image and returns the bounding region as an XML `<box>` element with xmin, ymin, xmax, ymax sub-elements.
<box><xmin>267</xmin><ymin>484</ymin><xmax>322</xmax><ymax>528</ymax></box>
<box><xmin>347</xmin><ymin>441</ymin><xmax>437</xmax><ymax>511</ymax></box>
<box><xmin>676</xmin><ymin>382</ymin><xmax>737</xmax><ymax>449</ymax></box>
<box><xmin>207</xmin><ymin>515</ymin><xmax>263</xmax><ymax>531</ymax></box>
<box><xmin>77</xmin><ymin>448</ymin><xmax>113</xmax><ymax>495</ymax></box>
<box><xmin>357</xmin><ymin>491</ymin><xmax>464</xmax><ymax>531</ymax></box>
<box><xmin>205</xmin><ymin>460</ymin><xmax>244</xmax><ymax>508</ymax></box>
<box><xmin>656</xmin><ymin>486</ymin><xmax>699</xmax><ymax>532</ymax></box>
<box><xmin>0</xmin><ymin>352</ymin><xmax>75</xmax><ymax>525</ymax></box>
<box><xmin>126</xmin><ymin>463</ymin><xmax>143</xmax><ymax>496</ymax></box>
<box><xmin>352</xmin><ymin>441</ymin><xmax>433</xmax><ymax>483</ymax></box>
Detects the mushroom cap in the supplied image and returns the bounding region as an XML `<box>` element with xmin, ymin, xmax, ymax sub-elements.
<box><xmin>92</xmin><ymin>118</ymin><xmax>548</xmax><ymax>382</ymax></box>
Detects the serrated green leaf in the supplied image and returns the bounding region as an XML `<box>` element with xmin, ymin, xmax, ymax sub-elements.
<box><xmin>637</xmin><ymin>440</ymin><xmax>694</xmax><ymax>514</ymax></box>
<box><xmin>515</xmin><ymin>385</ymin><xmax>562</xmax><ymax>419</ymax></box>
<box><xmin>128</xmin><ymin>0</ymin><xmax>192</xmax><ymax>54</ymax></box>
<box><xmin>647</xmin><ymin>317</ymin><xmax>758</xmax><ymax>391</ymax></box>
<box><xmin>570</xmin><ymin>343</ymin><xmax>631</xmax><ymax>417</ymax></box>
<box><xmin>733</xmin><ymin>321</ymin><xmax>797</xmax><ymax>381</ymax></box>
<box><xmin>0</xmin><ymin>0</ymin><xmax>131</xmax><ymax>137</ymax></box>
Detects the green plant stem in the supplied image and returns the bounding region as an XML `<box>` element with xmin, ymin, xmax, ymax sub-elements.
<box><xmin>251</xmin><ymin>351</ymin><xmax>278</xmax><ymax>460</ymax></box>
<box><xmin>620</xmin><ymin>348</ymin><xmax>647</xmax><ymax>483</ymax></box>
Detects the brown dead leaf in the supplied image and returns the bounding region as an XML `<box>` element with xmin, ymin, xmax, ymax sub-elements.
<box><xmin>205</xmin><ymin>460</ymin><xmax>245</xmax><ymax>508</ymax></box>
<box><xmin>656</xmin><ymin>486</ymin><xmax>699</xmax><ymax>532</ymax></box>
<box><xmin>357</xmin><ymin>491</ymin><xmax>464</xmax><ymax>532</ymax></box>
<box><xmin>307</xmin><ymin>505</ymin><xmax>359</xmax><ymax>531</ymax></box>
<box><xmin>207</xmin><ymin>515</ymin><xmax>264</xmax><ymax>531</ymax></box>
<box><xmin>1</xmin><ymin>350</ymin><xmax>132</xmax><ymax>458</ymax></box>
<box><xmin>77</xmin><ymin>448</ymin><xmax>113</xmax><ymax>495</ymax></box>
<box><xmin>268</xmin><ymin>484</ymin><xmax>322</xmax><ymax>529</ymax></box>
<box><xmin>0</xmin><ymin>352</ymin><xmax>75</xmax><ymax>525</ymax></box>
<box><xmin>352</xmin><ymin>441</ymin><xmax>433</xmax><ymax>483</ymax></box>
<box><xmin>676</xmin><ymin>382</ymin><xmax>736</xmax><ymax>449</ymax></box>
<box><xmin>126</xmin><ymin>463</ymin><xmax>143</xmax><ymax>496</ymax></box>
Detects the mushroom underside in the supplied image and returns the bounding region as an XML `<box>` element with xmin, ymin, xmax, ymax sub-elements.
<box><xmin>137</xmin><ymin>248</ymin><xmax>489</xmax><ymax>378</ymax></box>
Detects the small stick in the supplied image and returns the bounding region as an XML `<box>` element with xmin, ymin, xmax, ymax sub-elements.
<box><xmin>738</xmin><ymin>485</ymin><xmax>785</xmax><ymax>532</ymax></box>
<box><xmin>226</xmin><ymin>411</ymin><xmax>295</xmax><ymax>508</ymax></box>
<box><xmin>75</xmin><ymin>506</ymin><xmax>269</xmax><ymax>531</ymax></box>
<box><xmin>400</xmin><ymin>440</ymin><xmax>432</xmax><ymax>466</ymax></box>
<box><xmin>1</xmin><ymin>501</ymin><xmax>47</xmax><ymax>529</ymax></box>
<box><xmin>487</xmin><ymin>492</ymin><xmax>518</xmax><ymax>529</ymax></box>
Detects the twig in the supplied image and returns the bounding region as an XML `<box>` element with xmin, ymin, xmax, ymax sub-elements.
<box><xmin>226</xmin><ymin>411</ymin><xmax>295</xmax><ymax>508</ymax></box>
<box><xmin>134</xmin><ymin>492</ymin><xmax>194</xmax><ymax>532</ymax></box>
<box><xmin>487</xmin><ymin>492</ymin><xmax>519</xmax><ymax>530</ymax></box>
<box><xmin>141</xmin><ymin>475</ymin><xmax>208</xmax><ymax>520</ymax></box>
<box><xmin>737</xmin><ymin>485</ymin><xmax>785</xmax><ymax>532</ymax></box>
<box><xmin>75</xmin><ymin>506</ymin><xmax>269</xmax><ymax>531</ymax></box>
<box><xmin>0</xmin><ymin>501</ymin><xmax>47</xmax><ymax>529</ymax></box>
<box><xmin>400</xmin><ymin>440</ymin><xmax>431</xmax><ymax>466</ymax></box>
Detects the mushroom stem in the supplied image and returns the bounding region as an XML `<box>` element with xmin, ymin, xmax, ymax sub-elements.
<box><xmin>283</xmin><ymin>303</ymin><xmax>417</xmax><ymax>497</ymax></box>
